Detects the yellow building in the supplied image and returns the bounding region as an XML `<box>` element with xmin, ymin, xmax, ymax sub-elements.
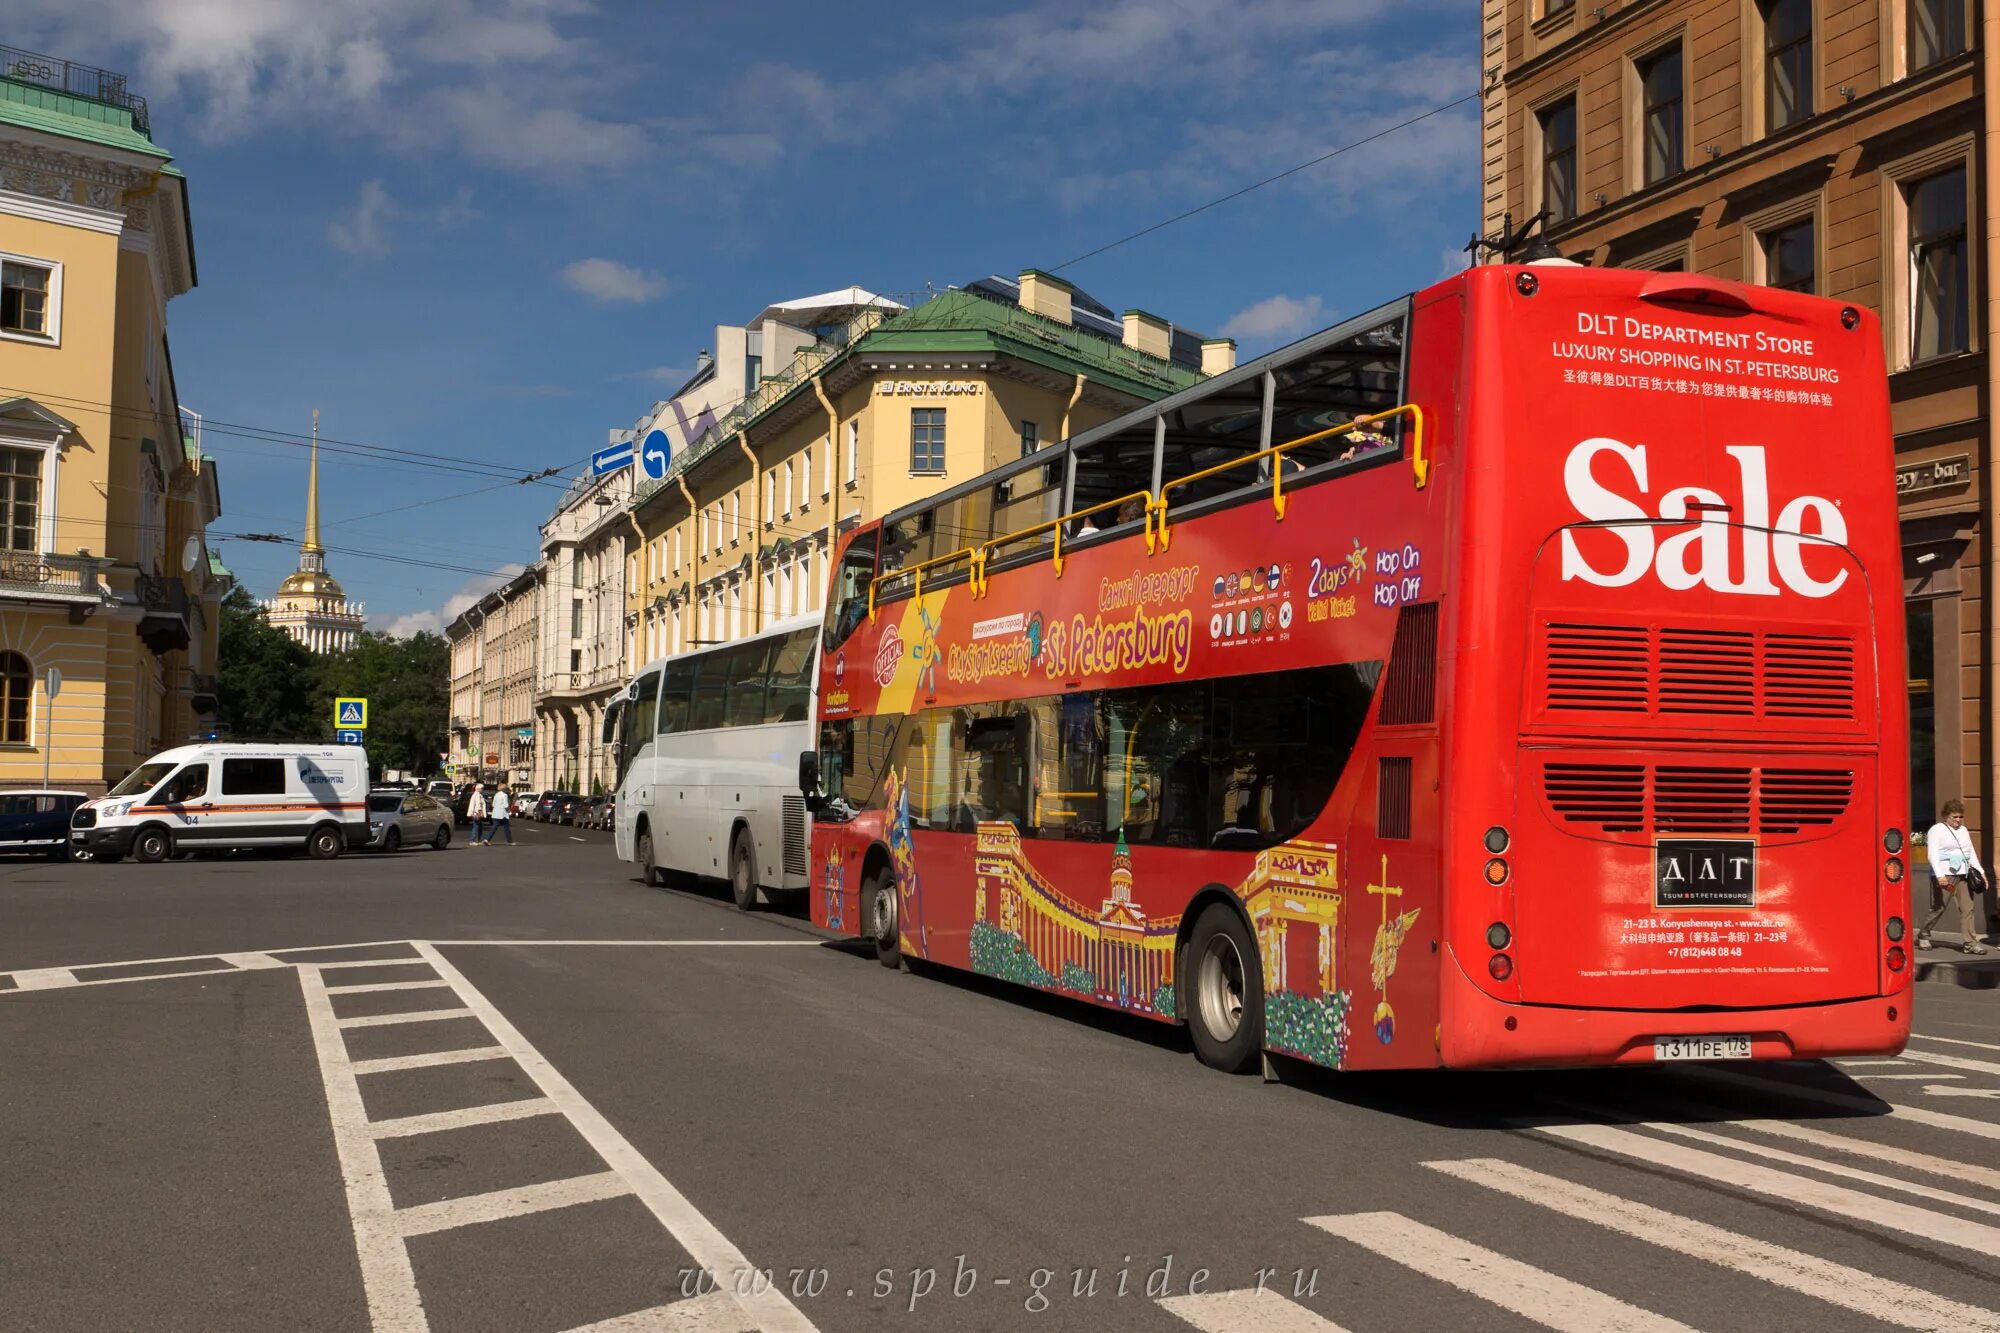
<box><xmin>0</xmin><ymin>50</ymin><xmax>225</xmax><ymax>793</ymax></box>
<box><xmin>624</xmin><ymin>273</ymin><xmax>1230</xmax><ymax>656</ymax></box>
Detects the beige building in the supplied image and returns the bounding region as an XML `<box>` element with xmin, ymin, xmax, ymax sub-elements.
<box><xmin>446</xmin><ymin>563</ymin><xmax>540</xmax><ymax>786</ymax></box>
<box><xmin>262</xmin><ymin>415</ymin><xmax>364</xmax><ymax>652</ymax></box>
<box><xmin>532</xmin><ymin>464</ymin><xmax>632</xmax><ymax>794</ymax></box>
<box><xmin>0</xmin><ymin>50</ymin><xmax>226</xmax><ymax>793</ymax></box>
<box><xmin>1483</xmin><ymin>0</ymin><xmax>1989</xmax><ymax>899</ymax></box>
<box><xmin>624</xmin><ymin>273</ymin><xmax>1224</xmax><ymax>658</ymax></box>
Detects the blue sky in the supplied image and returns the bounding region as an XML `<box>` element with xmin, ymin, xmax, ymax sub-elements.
<box><xmin>14</xmin><ymin>0</ymin><xmax>1479</xmax><ymax>634</ymax></box>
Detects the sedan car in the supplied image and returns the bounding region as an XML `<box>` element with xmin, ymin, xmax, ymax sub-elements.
<box><xmin>365</xmin><ymin>790</ymin><xmax>453</xmax><ymax>852</ymax></box>
<box><xmin>0</xmin><ymin>790</ymin><xmax>87</xmax><ymax>860</ymax></box>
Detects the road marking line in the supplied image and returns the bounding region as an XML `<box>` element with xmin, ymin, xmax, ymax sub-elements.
<box><xmin>1706</xmin><ymin>1113</ymin><xmax>2000</xmax><ymax>1192</ymax></box>
<box><xmin>9</xmin><ymin>968</ymin><xmax>77</xmax><ymax>990</ymax></box>
<box><xmin>1912</xmin><ymin>1033</ymin><xmax>2000</xmax><ymax>1054</ymax></box>
<box><xmin>306</xmin><ymin>955</ymin><xmax>428</xmax><ymax>970</ymax></box>
<box><xmin>1849</xmin><ymin>1073</ymin><xmax>1963</xmax><ymax>1081</ymax></box>
<box><xmin>1536</xmin><ymin>1122</ymin><xmax>2000</xmax><ymax>1255</ymax></box>
<box><xmin>351</xmin><ymin>1046</ymin><xmax>511</xmax><ymax>1075</ymax></box>
<box><xmin>1432</xmin><ymin>1158</ymin><xmax>2000</xmax><ymax>1332</ymax></box>
<box><xmin>369</xmin><ymin>1098</ymin><xmax>559</xmax><ymax>1139</ymax></box>
<box><xmin>326</xmin><ymin>980</ymin><xmax>453</xmax><ymax>995</ymax></box>
<box><xmin>1689</xmin><ymin>1066</ymin><xmax>2000</xmax><ymax>1142</ymax></box>
<box><xmin>296</xmin><ymin>965</ymin><xmax>428</xmax><ymax>1331</ymax></box>
<box><xmin>563</xmin><ymin>1291</ymin><xmax>758</xmax><ymax>1332</ymax></box>
<box><xmin>336</xmin><ymin>1008</ymin><xmax>476</xmax><ymax>1029</ymax></box>
<box><xmin>220</xmin><ymin>952</ymin><xmax>290</xmax><ymax>970</ymax></box>
<box><xmin>392</xmin><ymin>1170</ymin><xmax>629</xmax><ymax>1238</ymax></box>
<box><xmin>1159</xmin><ymin>1287</ymin><xmax>1351</xmax><ymax>1331</ymax></box>
<box><xmin>1926</xmin><ymin>1086</ymin><xmax>2000</xmax><ymax>1100</ymax></box>
<box><xmin>1639</xmin><ymin>1121</ymin><xmax>2000</xmax><ymax>1218</ymax></box>
<box><xmin>1305</xmin><ymin>1211</ymin><xmax>1692</xmax><ymax>1332</ymax></box>
<box><xmin>1834</xmin><ymin>1060</ymin><xmax>1908</xmax><ymax>1067</ymax></box>
<box><xmin>412</xmin><ymin>942</ymin><xmax>817</xmax><ymax>1332</ymax></box>
<box><xmin>1898</xmin><ymin>1049</ymin><xmax>2000</xmax><ymax>1077</ymax></box>
<box><xmin>570</xmin><ymin>837</ymin><xmax>586</xmax><ymax>843</ymax></box>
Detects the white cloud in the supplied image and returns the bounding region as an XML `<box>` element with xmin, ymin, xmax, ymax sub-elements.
<box><xmin>380</xmin><ymin>609</ymin><xmax>443</xmax><ymax>637</ymax></box>
<box><xmin>613</xmin><ymin>365</ymin><xmax>691</xmax><ymax>385</ymax></box>
<box><xmin>1221</xmin><ymin>294</ymin><xmax>1328</xmax><ymax>346</ymax></box>
<box><xmin>327</xmin><ymin>178</ymin><xmax>395</xmax><ymax>256</ymax></box>
<box><xmin>440</xmin><ymin>563</ymin><xmax>526</xmax><ymax>625</ymax></box>
<box><xmin>561</xmin><ymin>258</ymin><xmax>669</xmax><ymax>305</ymax></box>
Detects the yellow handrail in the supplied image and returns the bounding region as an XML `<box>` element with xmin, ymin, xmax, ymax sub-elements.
<box><xmin>1033</xmin><ymin>790</ymin><xmax>1097</xmax><ymax>824</ymax></box>
<box><xmin>870</xmin><ymin>543</ymin><xmax>978</xmax><ymax>613</ymax></box>
<box><xmin>976</xmin><ymin>490</ymin><xmax>1153</xmax><ymax>593</ymax></box>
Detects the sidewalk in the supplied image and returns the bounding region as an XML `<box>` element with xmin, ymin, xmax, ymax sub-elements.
<box><xmin>1914</xmin><ymin>930</ymin><xmax>2000</xmax><ymax>990</ymax></box>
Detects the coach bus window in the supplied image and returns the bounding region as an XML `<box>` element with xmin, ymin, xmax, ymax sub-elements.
<box><xmin>687</xmin><ymin>655</ymin><xmax>727</xmax><ymax>731</ymax></box>
<box><xmin>824</xmin><ymin>529</ymin><xmax>879</xmax><ymax>654</ymax></box>
<box><xmin>765</xmin><ymin>629</ymin><xmax>815</xmax><ymax>724</ymax></box>
<box><xmin>725</xmin><ymin>640</ymin><xmax>775</xmax><ymax>728</ymax></box>
<box><xmin>658</xmin><ymin>660</ymin><xmax>694</xmax><ymax>735</ymax></box>
<box><xmin>628</xmin><ymin>671</ymin><xmax>660</xmax><ymax>745</ymax></box>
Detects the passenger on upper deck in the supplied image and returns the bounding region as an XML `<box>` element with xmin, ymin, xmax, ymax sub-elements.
<box><xmin>1338</xmin><ymin>422</ymin><xmax>1395</xmax><ymax>461</ymax></box>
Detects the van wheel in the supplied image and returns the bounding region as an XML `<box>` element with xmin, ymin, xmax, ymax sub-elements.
<box><xmin>637</xmin><ymin>825</ymin><xmax>663</xmax><ymax>888</ymax></box>
<box><xmin>1186</xmin><ymin>902</ymin><xmax>1264</xmax><ymax>1074</ymax></box>
<box><xmin>307</xmin><ymin>825</ymin><xmax>343</xmax><ymax>860</ymax></box>
<box><xmin>432</xmin><ymin>825</ymin><xmax>450</xmax><ymax>851</ymax></box>
<box><xmin>868</xmin><ymin>867</ymin><xmax>902</xmax><ymax>969</ymax></box>
<box><xmin>133</xmin><ymin>826</ymin><xmax>171</xmax><ymax>864</ymax></box>
<box><xmin>729</xmin><ymin>833</ymin><xmax>758</xmax><ymax>912</ymax></box>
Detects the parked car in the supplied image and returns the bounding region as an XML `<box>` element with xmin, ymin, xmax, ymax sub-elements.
<box><xmin>0</xmin><ymin>790</ymin><xmax>88</xmax><ymax>860</ymax></box>
<box><xmin>365</xmin><ymin>789</ymin><xmax>453</xmax><ymax>852</ymax></box>
<box><xmin>425</xmin><ymin>780</ymin><xmax>453</xmax><ymax>800</ymax></box>
<box><xmin>577</xmin><ymin>796</ymin><xmax>604</xmax><ymax>828</ymax></box>
<box><xmin>532</xmin><ymin>790</ymin><xmax>560</xmax><ymax>821</ymax></box>
<box><xmin>452</xmin><ymin>786</ymin><xmax>478</xmax><ymax>826</ymax></box>
<box><xmin>590</xmin><ymin>795</ymin><xmax>615</xmax><ymax>830</ymax></box>
<box><xmin>549</xmin><ymin>793</ymin><xmax>578</xmax><ymax>825</ymax></box>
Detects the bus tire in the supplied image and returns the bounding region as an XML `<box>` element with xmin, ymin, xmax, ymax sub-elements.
<box><xmin>1185</xmin><ymin>902</ymin><xmax>1263</xmax><ymax>1074</ymax></box>
<box><xmin>637</xmin><ymin>824</ymin><xmax>664</xmax><ymax>888</ymax></box>
<box><xmin>133</xmin><ymin>825</ymin><xmax>172</xmax><ymax>864</ymax></box>
<box><xmin>729</xmin><ymin>832</ymin><xmax>758</xmax><ymax>912</ymax></box>
<box><xmin>307</xmin><ymin>825</ymin><xmax>343</xmax><ymax>860</ymax></box>
<box><xmin>867</xmin><ymin>867</ymin><xmax>902</xmax><ymax>970</ymax></box>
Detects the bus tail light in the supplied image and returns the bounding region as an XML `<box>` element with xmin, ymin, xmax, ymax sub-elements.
<box><xmin>1487</xmin><ymin>953</ymin><xmax>1513</xmax><ymax>981</ymax></box>
<box><xmin>1884</xmin><ymin>828</ymin><xmax>1904</xmax><ymax>854</ymax></box>
<box><xmin>1484</xmin><ymin>826</ymin><xmax>1509</xmax><ymax>854</ymax></box>
<box><xmin>1484</xmin><ymin>858</ymin><xmax>1509</xmax><ymax>886</ymax></box>
<box><xmin>1886</xmin><ymin>916</ymin><xmax>1905</xmax><ymax>942</ymax></box>
<box><xmin>1886</xmin><ymin>946</ymin><xmax>1907</xmax><ymax>972</ymax></box>
<box><xmin>1486</xmin><ymin>922</ymin><xmax>1511</xmax><ymax>949</ymax></box>
<box><xmin>1885</xmin><ymin>857</ymin><xmax>1903</xmax><ymax>883</ymax></box>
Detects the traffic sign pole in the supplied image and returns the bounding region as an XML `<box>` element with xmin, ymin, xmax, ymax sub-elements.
<box><xmin>42</xmin><ymin>667</ymin><xmax>60</xmax><ymax>788</ymax></box>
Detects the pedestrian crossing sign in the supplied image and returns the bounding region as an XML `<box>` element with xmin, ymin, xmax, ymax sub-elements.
<box><xmin>335</xmin><ymin>697</ymin><xmax>368</xmax><ymax>729</ymax></box>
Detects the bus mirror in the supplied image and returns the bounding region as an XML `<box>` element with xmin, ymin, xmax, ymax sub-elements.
<box><xmin>799</xmin><ymin>750</ymin><xmax>823</xmax><ymax>811</ymax></box>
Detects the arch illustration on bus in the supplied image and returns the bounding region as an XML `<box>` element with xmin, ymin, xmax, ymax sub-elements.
<box><xmin>606</xmin><ymin>613</ymin><xmax>819</xmax><ymax>909</ymax></box>
<box><xmin>798</xmin><ymin>263</ymin><xmax>1910</xmax><ymax>1074</ymax></box>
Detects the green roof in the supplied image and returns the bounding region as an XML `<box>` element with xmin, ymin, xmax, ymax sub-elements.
<box><xmin>207</xmin><ymin>550</ymin><xmax>232</xmax><ymax>579</ymax></box>
<box><xmin>0</xmin><ymin>77</ymin><xmax>166</xmax><ymax>159</ymax></box>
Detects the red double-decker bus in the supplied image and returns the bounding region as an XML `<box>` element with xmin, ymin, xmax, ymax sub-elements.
<box><xmin>800</xmin><ymin>262</ymin><xmax>1911</xmax><ymax>1073</ymax></box>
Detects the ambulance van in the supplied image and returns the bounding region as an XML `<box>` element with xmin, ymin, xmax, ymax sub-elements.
<box><xmin>71</xmin><ymin>744</ymin><xmax>371</xmax><ymax>863</ymax></box>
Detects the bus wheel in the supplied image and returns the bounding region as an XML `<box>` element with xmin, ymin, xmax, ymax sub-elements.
<box><xmin>1186</xmin><ymin>903</ymin><xmax>1263</xmax><ymax>1073</ymax></box>
<box><xmin>133</xmin><ymin>826</ymin><xmax>171</xmax><ymax>865</ymax></box>
<box><xmin>637</xmin><ymin>826</ymin><xmax>663</xmax><ymax>888</ymax></box>
<box><xmin>729</xmin><ymin>834</ymin><xmax>758</xmax><ymax>912</ymax></box>
<box><xmin>868</xmin><ymin>868</ymin><xmax>902</xmax><ymax>970</ymax></box>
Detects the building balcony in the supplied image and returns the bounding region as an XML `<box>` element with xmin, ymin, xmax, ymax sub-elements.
<box><xmin>135</xmin><ymin>572</ymin><xmax>192</xmax><ymax>655</ymax></box>
<box><xmin>0</xmin><ymin>551</ymin><xmax>107</xmax><ymax>610</ymax></box>
<box><xmin>181</xmin><ymin>670</ymin><xmax>219</xmax><ymax>714</ymax></box>
<box><xmin>0</xmin><ymin>45</ymin><xmax>150</xmax><ymax>136</ymax></box>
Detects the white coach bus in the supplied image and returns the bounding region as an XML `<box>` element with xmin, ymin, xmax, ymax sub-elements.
<box><xmin>606</xmin><ymin>613</ymin><xmax>817</xmax><ymax>909</ymax></box>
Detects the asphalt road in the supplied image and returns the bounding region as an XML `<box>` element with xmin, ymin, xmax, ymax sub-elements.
<box><xmin>2</xmin><ymin>819</ymin><xmax>1997</xmax><ymax>1332</ymax></box>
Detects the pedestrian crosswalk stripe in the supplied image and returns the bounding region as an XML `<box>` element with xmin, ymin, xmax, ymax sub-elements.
<box><xmin>1159</xmin><ymin>1287</ymin><xmax>1351</xmax><ymax>1332</ymax></box>
<box><xmin>1896</xmin><ymin>1048</ymin><xmax>2000</xmax><ymax>1078</ymax></box>
<box><xmin>562</xmin><ymin>1289</ymin><xmax>759</xmax><ymax>1332</ymax></box>
<box><xmin>1429</xmin><ymin>1158</ymin><xmax>2000</xmax><ymax>1333</ymax></box>
<box><xmin>1689</xmin><ymin>1066</ymin><xmax>2000</xmax><ymax>1142</ymax></box>
<box><xmin>1911</xmin><ymin>1033</ymin><xmax>2000</xmax><ymax>1054</ymax></box>
<box><xmin>367</xmin><ymin>1097</ymin><xmax>558</xmax><ymax>1140</ymax></box>
<box><xmin>392</xmin><ymin>1170</ymin><xmax>630</xmax><ymax>1238</ymax></box>
<box><xmin>1693</xmin><ymin>1110</ymin><xmax>2000</xmax><ymax>1193</ymax></box>
<box><xmin>1306</xmin><ymin>1211</ymin><xmax>1696</xmax><ymax>1332</ymax></box>
<box><xmin>1536</xmin><ymin>1122</ymin><xmax>2000</xmax><ymax>1255</ymax></box>
<box><xmin>1641</xmin><ymin>1120</ymin><xmax>2000</xmax><ymax>1218</ymax></box>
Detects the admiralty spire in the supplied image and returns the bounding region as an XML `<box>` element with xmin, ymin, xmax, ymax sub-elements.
<box><xmin>264</xmin><ymin>410</ymin><xmax>365</xmax><ymax>653</ymax></box>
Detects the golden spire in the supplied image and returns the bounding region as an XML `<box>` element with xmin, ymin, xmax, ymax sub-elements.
<box><xmin>303</xmin><ymin>408</ymin><xmax>322</xmax><ymax>554</ymax></box>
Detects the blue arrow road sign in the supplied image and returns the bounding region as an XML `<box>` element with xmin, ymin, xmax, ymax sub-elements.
<box><xmin>639</xmin><ymin>427</ymin><xmax>672</xmax><ymax>480</ymax></box>
<box><xmin>337</xmin><ymin>730</ymin><xmax>364</xmax><ymax>745</ymax></box>
<box><xmin>591</xmin><ymin>440</ymin><xmax>635</xmax><ymax>476</ymax></box>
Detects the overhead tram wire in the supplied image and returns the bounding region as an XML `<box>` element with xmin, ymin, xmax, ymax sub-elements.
<box><xmin>1048</xmin><ymin>91</ymin><xmax>1483</xmax><ymax>274</ymax></box>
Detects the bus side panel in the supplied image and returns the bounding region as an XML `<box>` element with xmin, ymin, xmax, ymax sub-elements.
<box><xmin>812</xmin><ymin>813</ymin><xmax>881</xmax><ymax>937</ymax></box>
<box><xmin>1333</xmin><ymin>741</ymin><xmax>1444</xmax><ymax>1071</ymax></box>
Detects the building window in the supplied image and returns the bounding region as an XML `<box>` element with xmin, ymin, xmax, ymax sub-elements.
<box><xmin>1539</xmin><ymin>99</ymin><xmax>1577</xmax><ymax>224</ymax></box>
<box><xmin>730</xmin><ymin>493</ymin><xmax>740</xmax><ymax>543</ymax></box>
<box><xmin>1546</xmin><ymin>0</ymin><xmax>1574</xmax><ymax>13</ymax></box>
<box><xmin>1638</xmin><ymin>44</ymin><xmax>1683</xmax><ymax>184</ymax></box>
<box><xmin>0</xmin><ymin>258</ymin><xmax>53</xmax><ymax>339</ymax></box>
<box><xmin>1762</xmin><ymin>0</ymin><xmax>1813</xmax><ymax>131</ymax></box>
<box><xmin>801</xmin><ymin>448</ymin><xmax>812</xmax><ymax>508</ymax></box>
<box><xmin>745</xmin><ymin>331</ymin><xmax>763</xmax><ymax>396</ymax></box>
<box><xmin>821</xmin><ymin>437</ymin><xmax>832</xmax><ymax>495</ymax></box>
<box><xmin>1763</xmin><ymin>218</ymin><xmax>1815</xmax><ymax>293</ymax></box>
<box><xmin>765</xmin><ymin>471</ymin><xmax>776</xmax><ymax>525</ymax></box>
<box><xmin>571</xmin><ymin>548</ymin><xmax>582</xmax><ymax>586</ymax></box>
<box><xmin>845</xmin><ymin>420</ymin><xmax>858</xmax><ymax>485</ymax></box>
<box><xmin>571</xmin><ymin>648</ymin><xmax>583</xmax><ymax>674</ymax></box>
<box><xmin>1020</xmin><ymin>421</ymin><xmax>1039</xmax><ymax>457</ymax></box>
<box><xmin>911</xmin><ymin>408</ymin><xmax>947</xmax><ymax>474</ymax></box>
<box><xmin>1909</xmin><ymin>0</ymin><xmax>1967</xmax><ymax>71</ymax></box>
<box><xmin>1909</xmin><ymin>166</ymin><xmax>1969</xmax><ymax>362</ymax></box>
<box><xmin>0</xmin><ymin>650</ymin><xmax>27</xmax><ymax>744</ymax></box>
<box><xmin>571</xmin><ymin>598</ymin><xmax>583</xmax><ymax>638</ymax></box>
<box><xmin>783</xmin><ymin>460</ymin><xmax>795</xmax><ymax>514</ymax></box>
<box><xmin>0</xmin><ymin>448</ymin><xmax>40</xmax><ymax>552</ymax></box>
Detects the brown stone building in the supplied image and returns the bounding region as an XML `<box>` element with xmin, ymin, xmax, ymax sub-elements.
<box><xmin>1483</xmin><ymin>0</ymin><xmax>1990</xmax><ymax>871</ymax></box>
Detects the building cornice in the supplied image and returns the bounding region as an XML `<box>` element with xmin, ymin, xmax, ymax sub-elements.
<box><xmin>1504</xmin><ymin>0</ymin><xmax>1677</xmax><ymax>86</ymax></box>
<box><xmin>0</xmin><ymin>187</ymin><xmax>123</xmax><ymax>234</ymax></box>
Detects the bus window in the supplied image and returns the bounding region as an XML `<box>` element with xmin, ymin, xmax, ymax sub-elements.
<box><xmin>765</xmin><ymin>629</ymin><xmax>815</xmax><ymax>725</ymax></box>
<box><xmin>962</xmin><ymin>712</ymin><xmax>1030</xmax><ymax>831</ymax></box>
<box><xmin>824</xmin><ymin>529</ymin><xmax>878</xmax><ymax>654</ymax></box>
<box><xmin>725</xmin><ymin>640</ymin><xmax>776</xmax><ymax>728</ymax></box>
<box><xmin>1103</xmin><ymin>680</ymin><xmax>1206</xmax><ymax>846</ymax></box>
<box><xmin>628</xmin><ymin>671</ymin><xmax>661</xmax><ymax>746</ymax></box>
<box><xmin>687</xmin><ymin>653</ymin><xmax>727</xmax><ymax>731</ymax></box>
<box><xmin>817</xmin><ymin>712</ymin><xmax>903</xmax><ymax>815</ymax></box>
<box><xmin>1205</xmin><ymin>664</ymin><xmax>1377</xmax><ymax>849</ymax></box>
<box><xmin>1068</xmin><ymin>419</ymin><xmax>1157</xmax><ymax>537</ymax></box>
<box><xmin>658</xmin><ymin>660</ymin><xmax>694</xmax><ymax>735</ymax></box>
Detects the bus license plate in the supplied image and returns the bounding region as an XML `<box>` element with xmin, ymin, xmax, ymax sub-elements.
<box><xmin>1653</xmin><ymin>1035</ymin><xmax>1751</xmax><ymax>1062</ymax></box>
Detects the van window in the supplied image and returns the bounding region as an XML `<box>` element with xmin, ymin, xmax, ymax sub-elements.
<box><xmin>0</xmin><ymin>794</ymin><xmax>33</xmax><ymax>815</ymax></box>
<box><xmin>222</xmin><ymin>758</ymin><xmax>287</xmax><ymax>796</ymax></box>
<box><xmin>158</xmin><ymin>764</ymin><xmax>209</xmax><ymax>804</ymax></box>
<box><xmin>110</xmin><ymin>762</ymin><xmax>175</xmax><ymax>798</ymax></box>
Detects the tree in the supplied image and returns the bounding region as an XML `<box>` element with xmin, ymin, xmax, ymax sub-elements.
<box><xmin>313</xmin><ymin>631</ymin><xmax>449</xmax><ymax>777</ymax></box>
<box><xmin>216</xmin><ymin>586</ymin><xmax>319</xmax><ymax>742</ymax></box>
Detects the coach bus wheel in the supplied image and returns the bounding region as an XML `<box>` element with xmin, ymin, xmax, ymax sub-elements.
<box><xmin>307</xmin><ymin>825</ymin><xmax>343</xmax><ymax>860</ymax></box>
<box><xmin>637</xmin><ymin>826</ymin><xmax>663</xmax><ymax>888</ymax></box>
<box><xmin>1187</xmin><ymin>903</ymin><xmax>1263</xmax><ymax>1074</ymax></box>
<box><xmin>729</xmin><ymin>834</ymin><xmax>758</xmax><ymax>912</ymax></box>
<box><xmin>133</xmin><ymin>826</ymin><xmax>171</xmax><ymax>864</ymax></box>
<box><xmin>869</xmin><ymin>868</ymin><xmax>902</xmax><ymax>970</ymax></box>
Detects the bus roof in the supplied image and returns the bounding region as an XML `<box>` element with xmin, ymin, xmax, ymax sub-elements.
<box><xmin>629</xmin><ymin>611</ymin><xmax>820</xmax><ymax>680</ymax></box>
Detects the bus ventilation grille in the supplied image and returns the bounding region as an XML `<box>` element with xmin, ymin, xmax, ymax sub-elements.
<box><xmin>1378</xmin><ymin>757</ymin><xmax>1412</xmax><ymax>839</ymax></box>
<box><xmin>1380</xmin><ymin>602</ymin><xmax>1439</xmax><ymax>726</ymax></box>
<box><xmin>1542</xmin><ymin>763</ymin><xmax>1854</xmax><ymax>835</ymax></box>
<box><xmin>1541</xmin><ymin>624</ymin><xmax>1855</xmax><ymax>722</ymax></box>
<box><xmin>783</xmin><ymin>795</ymin><xmax>808</xmax><ymax>877</ymax></box>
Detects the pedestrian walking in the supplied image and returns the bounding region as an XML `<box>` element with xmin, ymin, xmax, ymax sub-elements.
<box><xmin>1920</xmin><ymin>798</ymin><xmax>1990</xmax><ymax>955</ymax></box>
<box><xmin>467</xmin><ymin>783</ymin><xmax>489</xmax><ymax>846</ymax></box>
<box><xmin>489</xmin><ymin>785</ymin><xmax>515</xmax><ymax>846</ymax></box>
